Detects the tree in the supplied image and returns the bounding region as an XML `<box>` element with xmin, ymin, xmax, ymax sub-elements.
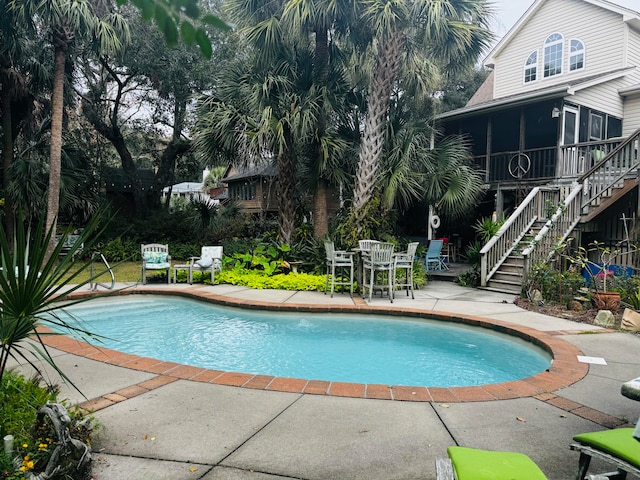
<box><xmin>8</xmin><ymin>0</ymin><xmax>130</xmax><ymax>259</ymax></box>
<box><xmin>117</xmin><ymin>0</ymin><xmax>230</xmax><ymax>58</ymax></box>
<box><xmin>436</xmin><ymin>66</ymin><xmax>489</xmax><ymax>113</ymax></box>
<box><xmin>196</xmin><ymin>1</ymin><xmax>321</xmax><ymax>244</ymax></box>
<box><xmin>279</xmin><ymin>0</ymin><xmax>358</xmax><ymax>238</ymax></box>
<box><xmin>80</xmin><ymin>6</ymin><xmax>226</xmax><ymax>216</ymax></box>
<box><xmin>0</xmin><ymin>0</ymin><xmax>49</xmax><ymax>245</ymax></box>
<box><xmin>351</xmin><ymin>0</ymin><xmax>493</xmax><ymax>234</ymax></box>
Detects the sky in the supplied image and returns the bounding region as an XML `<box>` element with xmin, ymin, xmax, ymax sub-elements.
<box><xmin>491</xmin><ymin>0</ymin><xmax>640</xmax><ymax>38</ymax></box>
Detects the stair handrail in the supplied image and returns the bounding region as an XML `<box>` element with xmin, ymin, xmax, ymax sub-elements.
<box><xmin>520</xmin><ymin>183</ymin><xmax>583</xmax><ymax>286</ymax></box>
<box><xmin>577</xmin><ymin>128</ymin><xmax>640</xmax><ymax>182</ymax></box>
<box><xmin>578</xmin><ymin>128</ymin><xmax>640</xmax><ymax>211</ymax></box>
<box><xmin>518</xmin><ymin>129</ymin><xmax>639</xmax><ymax>288</ymax></box>
<box><xmin>480</xmin><ymin>187</ymin><xmax>548</xmax><ymax>287</ymax></box>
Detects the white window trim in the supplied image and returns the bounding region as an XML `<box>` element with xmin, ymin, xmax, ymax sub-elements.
<box><xmin>569</xmin><ymin>38</ymin><xmax>585</xmax><ymax>72</ymax></box>
<box><xmin>590</xmin><ymin>112</ymin><xmax>603</xmax><ymax>141</ymax></box>
<box><xmin>543</xmin><ymin>32</ymin><xmax>564</xmax><ymax>78</ymax></box>
<box><xmin>523</xmin><ymin>50</ymin><xmax>538</xmax><ymax>84</ymax></box>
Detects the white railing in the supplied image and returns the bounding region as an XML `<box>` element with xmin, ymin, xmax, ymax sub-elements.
<box><xmin>521</xmin><ymin>184</ymin><xmax>583</xmax><ymax>285</ymax></box>
<box><xmin>480</xmin><ymin>187</ymin><xmax>558</xmax><ymax>286</ymax></box>
<box><xmin>482</xmin><ymin>128</ymin><xmax>640</xmax><ymax>289</ymax></box>
<box><xmin>579</xmin><ymin>128</ymin><xmax>640</xmax><ymax>211</ymax></box>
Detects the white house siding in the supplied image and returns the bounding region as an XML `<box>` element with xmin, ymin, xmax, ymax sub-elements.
<box><xmin>571</xmin><ymin>78</ymin><xmax>626</xmax><ymax>117</ymax></box>
<box><xmin>623</xmin><ymin>95</ymin><xmax>640</xmax><ymax>135</ymax></box>
<box><xmin>627</xmin><ymin>27</ymin><xmax>640</xmax><ymax>82</ymax></box>
<box><xmin>492</xmin><ymin>0</ymin><xmax>625</xmax><ymax>99</ymax></box>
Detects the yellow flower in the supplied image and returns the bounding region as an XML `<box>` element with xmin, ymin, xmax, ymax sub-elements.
<box><xmin>22</xmin><ymin>444</ymin><xmax>28</xmax><ymax>449</ymax></box>
<box><xmin>39</xmin><ymin>443</ymin><xmax>48</xmax><ymax>450</ymax></box>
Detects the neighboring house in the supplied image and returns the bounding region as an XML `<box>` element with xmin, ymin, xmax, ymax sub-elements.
<box><xmin>437</xmin><ymin>0</ymin><xmax>640</xmax><ymax>292</ymax></box>
<box><xmin>221</xmin><ymin>164</ymin><xmax>279</xmax><ymax>216</ymax></box>
<box><xmin>219</xmin><ymin>163</ymin><xmax>342</xmax><ymax>220</ymax></box>
<box><xmin>162</xmin><ymin>181</ymin><xmax>212</xmax><ymax>203</ymax></box>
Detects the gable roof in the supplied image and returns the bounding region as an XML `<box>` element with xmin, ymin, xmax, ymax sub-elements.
<box><xmin>437</xmin><ymin>67</ymin><xmax>634</xmax><ymax>120</ymax></box>
<box><xmin>485</xmin><ymin>0</ymin><xmax>640</xmax><ymax>68</ymax></box>
<box><xmin>222</xmin><ymin>163</ymin><xmax>278</xmax><ymax>182</ymax></box>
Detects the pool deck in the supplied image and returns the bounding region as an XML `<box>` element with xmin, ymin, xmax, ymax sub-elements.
<box><xmin>9</xmin><ymin>280</ymin><xmax>640</xmax><ymax>479</ymax></box>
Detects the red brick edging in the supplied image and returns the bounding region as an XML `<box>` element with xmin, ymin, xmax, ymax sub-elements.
<box><xmin>44</xmin><ymin>287</ymin><xmax>594</xmax><ymax>409</ymax></box>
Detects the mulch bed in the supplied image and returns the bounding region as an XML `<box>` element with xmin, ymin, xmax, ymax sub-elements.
<box><xmin>513</xmin><ymin>297</ymin><xmax>623</xmax><ymax>327</ymax></box>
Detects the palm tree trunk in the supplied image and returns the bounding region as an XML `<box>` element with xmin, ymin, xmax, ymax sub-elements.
<box><xmin>278</xmin><ymin>150</ymin><xmax>296</xmax><ymax>244</ymax></box>
<box><xmin>312</xmin><ymin>27</ymin><xmax>330</xmax><ymax>238</ymax></box>
<box><xmin>313</xmin><ymin>178</ymin><xmax>329</xmax><ymax>238</ymax></box>
<box><xmin>45</xmin><ymin>44</ymin><xmax>66</xmax><ymax>261</ymax></box>
<box><xmin>1</xmin><ymin>79</ymin><xmax>15</xmax><ymax>247</ymax></box>
<box><xmin>353</xmin><ymin>32</ymin><xmax>404</xmax><ymax>234</ymax></box>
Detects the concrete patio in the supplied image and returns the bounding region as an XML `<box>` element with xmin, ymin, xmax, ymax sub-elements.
<box><xmin>9</xmin><ymin>281</ymin><xmax>640</xmax><ymax>479</ymax></box>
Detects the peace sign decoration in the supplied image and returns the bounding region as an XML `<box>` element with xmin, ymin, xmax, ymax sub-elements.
<box><xmin>508</xmin><ymin>153</ymin><xmax>531</xmax><ymax>179</ymax></box>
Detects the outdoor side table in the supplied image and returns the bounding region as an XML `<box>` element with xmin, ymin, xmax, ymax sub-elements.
<box><xmin>173</xmin><ymin>263</ymin><xmax>191</xmax><ymax>284</ymax></box>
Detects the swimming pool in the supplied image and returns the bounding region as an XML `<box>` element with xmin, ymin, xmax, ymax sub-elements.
<box><xmin>51</xmin><ymin>295</ymin><xmax>552</xmax><ymax>388</ymax></box>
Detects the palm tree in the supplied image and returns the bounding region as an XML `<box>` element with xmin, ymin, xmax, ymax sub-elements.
<box><xmin>379</xmin><ymin>91</ymin><xmax>484</xmax><ymax>221</ymax></box>
<box><xmin>196</xmin><ymin>1</ymin><xmax>323</xmax><ymax>244</ymax></box>
<box><xmin>0</xmin><ymin>211</ymin><xmax>111</xmax><ymax>390</ymax></box>
<box><xmin>195</xmin><ymin>50</ymin><xmax>303</xmax><ymax>244</ymax></box>
<box><xmin>352</xmin><ymin>0</ymin><xmax>493</xmax><ymax>233</ymax></box>
<box><xmin>0</xmin><ymin>0</ymin><xmax>47</xmax><ymax>245</ymax></box>
<box><xmin>9</xmin><ymin>0</ymin><xmax>129</xmax><ymax>259</ymax></box>
<box><xmin>279</xmin><ymin>0</ymin><xmax>358</xmax><ymax>238</ymax></box>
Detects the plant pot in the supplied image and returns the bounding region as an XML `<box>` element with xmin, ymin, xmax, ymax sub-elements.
<box><xmin>590</xmin><ymin>291</ymin><xmax>621</xmax><ymax>313</ymax></box>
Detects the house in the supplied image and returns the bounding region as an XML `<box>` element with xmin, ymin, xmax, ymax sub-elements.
<box><xmin>219</xmin><ymin>163</ymin><xmax>342</xmax><ymax>222</ymax></box>
<box><xmin>437</xmin><ymin>0</ymin><xmax>640</xmax><ymax>292</ymax></box>
<box><xmin>221</xmin><ymin>163</ymin><xmax>279</xmax><ymax>216</ymax></box>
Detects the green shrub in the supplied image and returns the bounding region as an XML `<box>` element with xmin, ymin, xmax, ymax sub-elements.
<box><xmin>0</xmin><ymin>372</ymin><xmax>57</xmax><ymax>443</ymax></box>
<box><xmin>526</xmin><ymin>263</ymin><xmax>586</xmax><ymax>304</ymax></box>
<box><xmin>215</xmin><ymin>270</ymin><xmax>326</xmax><ymax>291</ymax></box>
<box><xmin>0</xmin><ymin>372</ymin><xmax>95</xmax><ymax>480</ymax></box>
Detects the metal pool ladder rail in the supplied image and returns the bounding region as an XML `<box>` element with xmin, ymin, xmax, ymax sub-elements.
<box><xmin>89</xmin><ymin>252</ymin><xmax>115</xmax><ymax>290</ymax></box>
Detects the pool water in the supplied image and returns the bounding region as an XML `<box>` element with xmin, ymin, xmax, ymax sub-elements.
<box><xmin>51</xmin><ymin>295</ymin><xmax>552</xmax><ymax>388</ymax></box>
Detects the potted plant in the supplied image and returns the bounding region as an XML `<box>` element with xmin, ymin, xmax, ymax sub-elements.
<box><xmin>564</xmin><ymin>240</ymin><xmax>637</xmax><ymax>314</ymax></box>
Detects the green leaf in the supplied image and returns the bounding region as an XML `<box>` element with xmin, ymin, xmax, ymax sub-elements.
<box><xmin>155</xmin><ymin>6</ymin><xmax>178</xmax><ymax>45</ymax></box>
<box><xmin>131</xmin><ymin>0</ymin><xmax>155</xmax><ymax>21</ymax></box>
<box><xmin>179</xmin><ymin>21</ymin><xmax>197</xmax><ymax>45</ymax></box>
<box><xmin>202</xmin><ymin>14</ymin><xmax>232</xmax><ymax>31</ymax></box>
<box><xmin>195</xmin><ymin>28</ymin><xmax>212</xmax><ymax>58</ymax></box>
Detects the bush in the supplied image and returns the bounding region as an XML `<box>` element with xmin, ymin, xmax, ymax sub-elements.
<box><xmin>0</xmin><ymin>373</ymin><xmax>95</xmax><ymax>480</ymax></box>
<box><xmin>526</xmin><ymin>263</ymin><xmax>586</xmax><ymax>304</ymax></box>
<box><xmin>0</xmin><ymin>372</ymin><xmax>57</xmax><ymax>443</ymax></box>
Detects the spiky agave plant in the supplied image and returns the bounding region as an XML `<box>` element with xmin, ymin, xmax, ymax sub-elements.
<box><xmin>0</xmin><ymin>211</ymin><xmax>112</xmax><ymax>394</ymax></box>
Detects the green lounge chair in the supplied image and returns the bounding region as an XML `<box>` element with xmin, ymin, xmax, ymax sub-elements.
<box><xmin>437</xmin><ymin>446</ymin><xmax>548</xmax><ymax>480</ymax></box>
<box><xmin>571</xmin><ymin>428</ymin><xmax>640</xmax><ymax>479</ymax></box>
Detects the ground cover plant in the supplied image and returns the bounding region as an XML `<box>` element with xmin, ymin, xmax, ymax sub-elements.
<box><xmin>0</xmin><ymin>372</ymin><xmax>94</xmax><ymax>480</ymax></box>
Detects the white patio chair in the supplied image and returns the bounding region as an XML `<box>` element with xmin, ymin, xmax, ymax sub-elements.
<box><xmin>324</xmin><ymin>241</ymin><xmax>355</xmax><ymax>297</ymax></box>
<box><xmin>363</xmin><ymin>242</ymin><xmax>395</xmax><ymax>303</ymax></box>
<box><xmin>394</xmin><ymin>241</ymin><xmax>419</xmax><ymax>298</ymax></box>
<box><xmin>189</xmin><ymin>246</ymin><xmax>223</xmax><ymax>284</ymax></box>
<box><xmin>141</xmin><ymin>244</ymin><xmax>171</xmax><ymax>284</ymax></box>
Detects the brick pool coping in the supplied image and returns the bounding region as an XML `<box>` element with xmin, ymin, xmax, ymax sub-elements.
<box><xmin>44</xmin><ymin>286</ymin><xmax>595</xmax><ymax>407</ymax></box>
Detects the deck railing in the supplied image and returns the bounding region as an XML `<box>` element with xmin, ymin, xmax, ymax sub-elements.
<box><xmin>479</xmin><ymin>187</ymin><xmax>558</xmax><ymax>286</ymax></box>
<box><xmin>481</xmin><ymin>128</ymin><xmax>640</xmax><ymax>288</ymax></box>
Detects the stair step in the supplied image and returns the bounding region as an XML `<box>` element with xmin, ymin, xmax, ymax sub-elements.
<box><xmin>486</xmin><ymin>278</ymin><xmax>522</xmax><ymax>294</ymax></box>
<box><xmin>479</xmin><ymin>286</ymin><xmax>521</xmax><ymax>295</ymax></box>
<box><xmin>497</xmin><ymin>264</ymin><xmax>524</xmax><ymax>274</ymax></box>
<box><xmin>492</xmin><ymin>271</ymin><xmax>522</xmax><ymax>282</ymax></box>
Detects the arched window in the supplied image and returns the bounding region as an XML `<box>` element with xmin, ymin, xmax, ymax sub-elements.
<box><xmin>544</xmin><ymin>33</ymin><xmax>563</xmax><ymax>77</ymax></box>
<box><xmin>569</xmin><ymin>39</ymin><xmax>585</xmax><ymax>71</ymax></box>
<box><xmin>524</xmin><ymin>51</ymin><xmax>538</xmax><ymax>83</ymax></box>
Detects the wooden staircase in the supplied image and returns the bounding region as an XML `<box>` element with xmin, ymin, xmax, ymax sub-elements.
<box><xmin>480</xmin><ymin>128</ymin><xmax>640</xmax><ymax>294</ymax></box>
